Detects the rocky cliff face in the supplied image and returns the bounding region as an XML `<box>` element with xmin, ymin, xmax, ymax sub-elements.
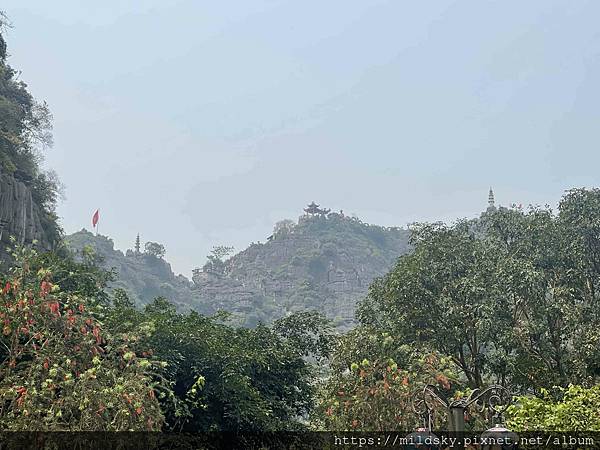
<box><xmin>66</xmin><ymin>212</ymin><xmax>411</xmax><ymax>329</ymax></box>
<box><xmin>0</xmin><ymin>168</ymin><xmax>57</xmax><ymax>263</ymax></box>
<box><xmin>191</xmin><ymin>213</ymin><xmax>411</xmax><ymax>329</ymax></box>
<box><xmin>0</xmin><ymin>28</ymin><xmax>62</xmax><ymax>268</ymax></box>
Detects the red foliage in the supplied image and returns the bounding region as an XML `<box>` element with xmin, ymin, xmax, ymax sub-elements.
<box><xmin>40</xmin><ymin>281</ymin><xmax>52</xmax><ymax>298</ymax></box>
<box><xmin>48</xmin><ymin>301</ymin><xmax>60</xmax><ymax>316</ymax></box>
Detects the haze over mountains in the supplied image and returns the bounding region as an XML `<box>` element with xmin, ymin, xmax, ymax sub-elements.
<box><xmin>5</xmin><ymin>1</ymin><xmax>599</xmax><ymax>278</ymax></box>
<box><xmin>66</xmin><ymin>204</ymin><xmax>410</xmax><ymax>328</ymax></box>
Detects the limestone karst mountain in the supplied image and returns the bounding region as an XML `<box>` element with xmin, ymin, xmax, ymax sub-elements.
<box><xmin>191</xmin><ymin>208</ymin><xmax>410</xmax><ymax>328</ymax></box>
<box><xmin>66</xmin><ymin>206</ymin><xmax>411</xmax><ymax>328</ymax></box>
<box><xmin>65</xmin><ymin>230</ymin><xmax>195</xmax><ymax>311</ymax></box>
<box><xmin>0</xmin><ymin>169</ymin><xmax>60</xmax><ymax>263</ymax></box>
<box><xmin>0</xmin><ymin>28</ymin><xmax>62</xmax><ymax>265</ymax></box>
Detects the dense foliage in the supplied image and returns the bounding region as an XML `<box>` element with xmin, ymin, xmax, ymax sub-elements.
<box><xmin>506</xmin><ymin>385</ymin><xmax>600</xmax><ymax>431</ymax></box>
<box><xmin>9</xmin><ymin>188</ymin><xmax>600</xmax><ymax>432</ymax></box>
<box><xmin>106</xmin><ymin>298</ymin><xmax>335</xmax><ymax>431</ymax></box>
<box><xmin>0</xmin><ymin>18</ymin><xmax>61</xmax><ymax>242</ymax></box>
<box><xmin>358</xmin><ymin>190</ymin><xmax>600</xmax><ymax>393</ymax></box>
<box><xmin>0</xmin><ymin>243</ymin><xmax>163</xmax><ymax>430</ymax></box>
<box><xmin>0</xmin><ymin>242</ymin><xmax>336</xmax><ymax>432</ymax></box>
<box><xmin>316</xmin><ymin>326</ymin><xmax>459</xmax><ymax>431</ymax></box>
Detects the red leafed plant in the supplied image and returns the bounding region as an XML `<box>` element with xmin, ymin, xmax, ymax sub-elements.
<box><xmin>0</xmin><ymin>244</ymin><xmax>165</xmax><ymax>430</ymax></box>
<box><xmin>317</xmin><ymin>328</ymin><xmax>461</xmax><ymax>431</ymax></box>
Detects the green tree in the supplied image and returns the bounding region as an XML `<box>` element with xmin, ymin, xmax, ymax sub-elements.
<box><xmin>144</xmin><ymin>242</ymin><xmax>165</xmax><ymax>259</ymax></box>
<box><xmin>358</xmin><ymin>219</ymin><xmax>509</xmax><ymax>389</ymax></box>
<box><xmin>105</xmin><ymin>296</ymin><xmax>335</xmax><ymax>431</ymax></box>
<box><xmin>506</xmin><ymin>385</ymin><xmax>600</xmax><ymax>431</ymax></box>
<box><xmin>201</xmin><ymin>245</ymin><xmax>234</xmax><ymax>275</ymax></box>
<box><xmin>359</xmin><ymin>191</ymin><xmax>600</xmax><ymax>392</ymax></box>
<box><xmin>556</xmin><ymin>188</ymin><xmax>600</xmax><ymax>379</ymax></box>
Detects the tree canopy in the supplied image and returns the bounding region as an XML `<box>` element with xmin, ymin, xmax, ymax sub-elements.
<box><xmin>144</xmin><ymin>242</ymin><xmax>166</xmax><ymax>259</ymax></box>
<box><xmin>358</xmin><ymin>189</ymin><xmax>600</xmax><ymax>394</ymax></box>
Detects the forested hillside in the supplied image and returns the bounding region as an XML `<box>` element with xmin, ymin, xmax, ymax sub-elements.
<box><xmin>0</xmin><ymin>20</ymin><xmax>61</xmax><ymax>265</ymax></box>
<box><xmin>66</xmin><ymin>230</ymin><xmax>195</xmax><ymax>311</ymax></box>
<box><xmin>191</xmin><ymin>208</ymin><xmax>410</xmax><ymax>328</ymax></box>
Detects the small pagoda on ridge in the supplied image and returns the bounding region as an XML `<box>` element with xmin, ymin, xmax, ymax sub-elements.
<box><xmin>303</xmin><ymin>202</ymin><xmax>331</xmax><ymax>217</ymax></box>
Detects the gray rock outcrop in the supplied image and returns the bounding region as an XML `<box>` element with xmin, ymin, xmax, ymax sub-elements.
<box><xmin>0</xmin><ymin>168</ymin><xmax>57</xmax><ymax>262</ymax></box>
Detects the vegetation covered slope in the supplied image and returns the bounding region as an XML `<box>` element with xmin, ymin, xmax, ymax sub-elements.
<box><xmin>65</xmin><ymin>230</ymin><xmax>194</xmax><ymax>311</ymax></box>
<box><xmin>192</xmin><ymin>211</ymin><xmax>410</xmax><ymax>328</ymax></box>
<box><xmin>0</xmin><ymin>18</ymin><xmax>62</xmax><ymax>264</ymax></box>
<box><xmin>66</xmin><ymin>210</ymin><xmax>410</xmax><ymax>329</ymax></box>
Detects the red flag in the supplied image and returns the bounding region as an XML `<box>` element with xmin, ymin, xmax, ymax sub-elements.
<box><xmin>92</xmin><ymin>209</ymin><xmax>99</xmax><ymax>227</ymax></box>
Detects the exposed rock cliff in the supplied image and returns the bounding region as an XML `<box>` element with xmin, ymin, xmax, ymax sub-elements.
<box><xmin>191</xmin><ymin>212</ymin><xmax>411</xmax><ymax>328</ymax></box>
<box><xmin>0</xmin><ymin>27</ymin><xmax>61</xmax><ymax>266</ymax></box>
<box><xmin>0</xmin><ymin>168</ymin><xmax>59</xmax><ymax>263</ymax></box>
<box><xmin>66</xmin><ymin>210</ymin><xmax>411</xmax><ymax>329</ymax></box>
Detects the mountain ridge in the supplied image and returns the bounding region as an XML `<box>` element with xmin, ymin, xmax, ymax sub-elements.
<box><xmin>66</xmin><ymin>206</ymin><xmax>411</xmax><ymax>328</ymax></box>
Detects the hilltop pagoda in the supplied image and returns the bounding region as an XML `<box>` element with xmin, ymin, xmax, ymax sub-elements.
<box><xmin>487</xmin><ymin>188</ymin><xmax>496</xmax><ymax>212</ymax></box>
<box><xmin>304</xmin><ymin>202</ymin><xmax>331</xmax><ymax>216</ymax></box>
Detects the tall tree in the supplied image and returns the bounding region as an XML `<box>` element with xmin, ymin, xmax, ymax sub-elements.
<box><xmin>358</xmin><ymin>219</ymin><xmax>508</xmax><ymax>388</ymax></box>
<box><xmin>358</xmin><ymin>192</ymin><xmax>600</xmax><ymax>392</ymax></box>
<box><xmin>202</xmin><ymin>245</ymin><xmax>234</xmax><ymax>275</ymax></box>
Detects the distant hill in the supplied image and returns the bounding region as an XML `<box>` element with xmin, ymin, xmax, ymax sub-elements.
<box><xmin>192</xmin><ymin>209</ymin><xmax>410</xmax><ymax>328</ymax></box>
<box><xmin>66</xmin><ymin>206</ymin><xmax>411</xmax><ymax>328</ymax></box>
<box><xmin>66</xmin><ymin>230</ymin><xmax>196</xmax><ymax>311</ymax></box>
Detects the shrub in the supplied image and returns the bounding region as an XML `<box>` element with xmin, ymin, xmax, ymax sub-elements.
<box><xmin>0</xmin><ymin>245</ymin><xmax>164</xmax><ymax>430</ymax></box>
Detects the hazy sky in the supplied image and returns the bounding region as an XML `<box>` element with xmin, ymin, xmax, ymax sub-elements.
<box><xmin>2</xmin><ymin>1</ymin><xmax>599</xmax><ymax>275</ymax></box>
